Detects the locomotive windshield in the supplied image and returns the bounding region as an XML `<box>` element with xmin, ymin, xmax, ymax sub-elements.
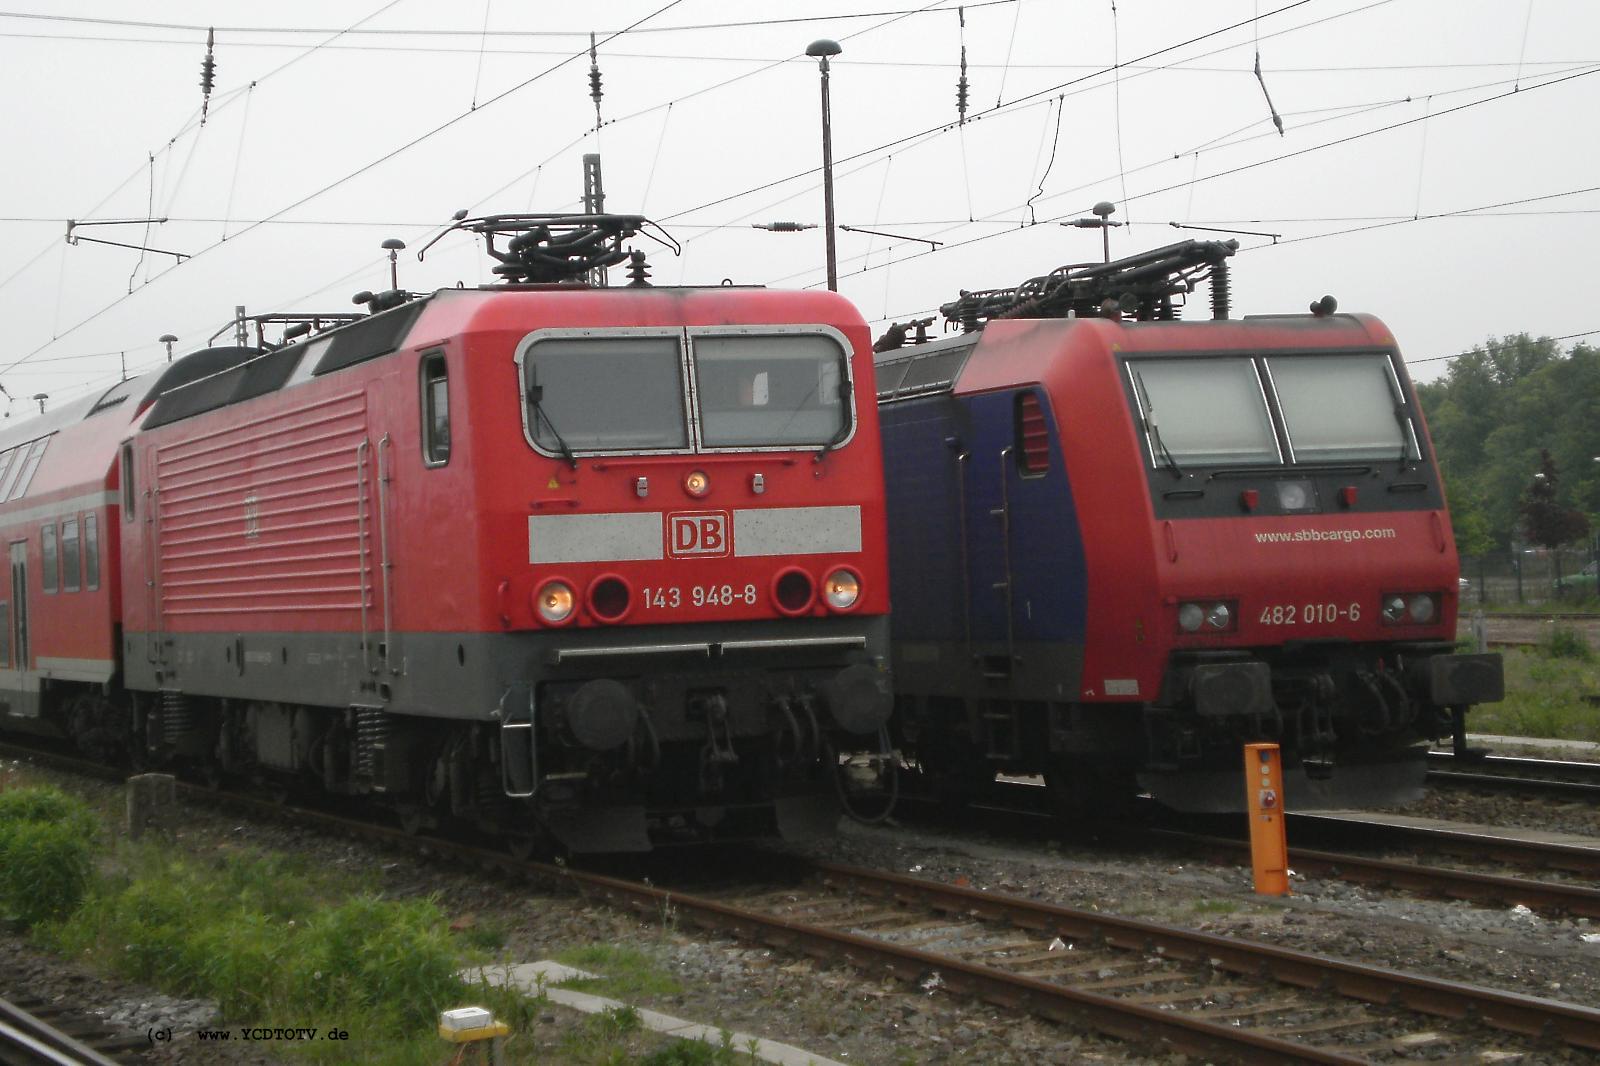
<box><xmin>692</xmin><ymin>333</ymin><xmax>848</xmax><ymax>448</ymax></box>
<box><xmin>1130</xmin><ymin>357</ymin><xmax>1280</xmax><ymax>465</ymax></box>
<box><xmin>1127</xmin><ymin>350</ymin><xmax>1419</xmax><ymax>469</ymax></box>
<box><xmin>1264</xmin><ymin>352</ymin><xmax>1419</xmax><ymax>462</ymax></box>
<box><xmin>522</xmin><ymin>334</ymin><xmax>690</xmax><ymax>452</ymax></box>
<box><xmin>516</xmin><ymin>328</ymin><xmax>852</xmax><ymax>456</ymax></box>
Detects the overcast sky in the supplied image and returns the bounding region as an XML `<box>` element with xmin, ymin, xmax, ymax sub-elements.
<box><xmin>0</xmin><ymin>0</ymin><xmax>1595</xmax><ymax>420</ymax></box>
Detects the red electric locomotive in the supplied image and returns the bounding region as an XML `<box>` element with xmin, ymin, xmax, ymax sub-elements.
<box><xmin>1</xmin><ymin>214</ymin><xmax>893</xmax><ymax>851</ymax></box>
<box><xmin>874</xmin><ymin>240</ymin><xmax>1503</xmax><ymax>814</ymax></box>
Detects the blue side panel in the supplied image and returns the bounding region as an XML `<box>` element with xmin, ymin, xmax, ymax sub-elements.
<box><xmin>958</xmin><ymin>389</ymin><xmax>1087</xmax><ymax>646</ymax></box>
<box><xmin>880</xmin><ymin>387</ymin><xmax>1087</xmax><ymax>649</ymax></box>
<box><xmin>879</xmin><ymin>396</ymin><xmax>966</xmax><ymax>642</ymax></box>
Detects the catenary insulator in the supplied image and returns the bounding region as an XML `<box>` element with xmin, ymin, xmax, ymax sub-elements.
<box><xmin>588</xmin><ymin>32</ymin><xmax>604</xmax><ymax>128</ymax></box>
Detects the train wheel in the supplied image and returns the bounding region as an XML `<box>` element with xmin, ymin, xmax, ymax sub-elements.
<box><xmin>396</xmin><ymin>804</ymin><xmax>430</xmax><ymax>837</ymax></box>
<box><xmin>915</xmin><ymin>738</ymin><xmax>994</xmax><ymax>812</ymax></box>
<box><xmin>1043</xmin><ymin>758</ymin><xmax>1140</xmax><ymax>824</ymax></box>
<box><xmin>505</xmin><ymin>833</ymin><xmax>544</xmax><ymax>861</ymax></box>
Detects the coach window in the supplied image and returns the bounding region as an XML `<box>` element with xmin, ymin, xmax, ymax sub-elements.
<box><xmin>84</xmin><ymin>515</ymin><xmax>100</xmax><ymax>591</ymax></box>
<box><xmin>61</xmin><ymin>518</ymin><xmax>80</xmax><ymax>593</ymax></box>
<box><xmin>420</xmin><ymin>351</ymin><xmax>450</xmax><ymax>466</ymax></box>
<box><xmin>692</xmin><ymin>332</ymin><xmax>850</xmax><ymax>448</ymax></box>
<box><xmin>520</xmin><ymin>334</ymin><xmax>689</xmax><ymax>453</ymax></box>
<box><xmin>121</xmin><ymin>443</ymin><xmax>136</xmax><ymax>520</ymax></box>
<box><xmin>0</xmin><ymin>601</ymin><xmax>9</xmax><ymax>668</ymax></box>
<box><xmin>41</xmin><ymin>524</ymin><xmax>57</xmax><ymax>594</ymax></box>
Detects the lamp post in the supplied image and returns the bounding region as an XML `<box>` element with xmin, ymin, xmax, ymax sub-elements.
<box><xmin>159</xmin><ymin>333</ymin><xmax>177</xmax><ymax>363</ymax></box>
<box><xmin>806</xmin><ymin>39</ymin><xmax>842</xmax><ymax>292</ymax></box>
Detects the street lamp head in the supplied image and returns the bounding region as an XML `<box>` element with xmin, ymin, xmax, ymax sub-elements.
<box><xmin>806</xmin><ymin>38</ymin><xmax>842</xmax><ymax>59</ymax></box>
<box><xmin>381</xmin><ymin>238</ymin><xmax>407</xmax><ymax>252</ymax></box>
<box><xmin>159</xmin><ymin>333</ymin><xmax>178</xmax><ymax>345</ymax></box>
<box><xmin>1092</xmin><ymin>201</ymin><xmax>1117</xmax><ymax>219</ymax></box>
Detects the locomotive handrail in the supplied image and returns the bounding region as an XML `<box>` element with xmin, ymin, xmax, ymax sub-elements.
<box><xmin>956</xmin><ymin>450</ymin><xmax>972</xmax><ymax>659</ymax></box>
<box><xmin>720</xmin><ymin>636</ymin><xmax>868</xmax><ymax>652</ymax></box>
<box><xmin>551</xmin><ymin>642</ymin><xmax>713</xmax><ymax>663</ymax></box>
<box><xmin>590</xmin><ymin>455</ymin><xmax>801</xmax><ymax>471</ymax></box>
<box><xmin>355</xmin><ymin>439</ymin><xmax>372</xmax><ymax>675</ymax></box>
<box><xmin>498</xmin><ymin>683</ymin><xmax>537</xmax><ymax>799</ymax></box>
<box><xmin>377</xmin><ymin>434</ymin><xmax>396</xmax><ymax>676</ymax></box>
<box><xmin>996</xmin><ymin>445</ymin><xmax>1017</xmax><ymax>668</ymax></box>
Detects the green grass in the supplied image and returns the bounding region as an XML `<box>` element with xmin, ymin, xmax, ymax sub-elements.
<box><xmin>1465</xmin><ymin>645</ymin><xmax>1600</xmax><ymax>743</ymax></box>
<box><xmin>554</xmin><ymin>943</ymin><xmax>684</xmax><ymax>1000</ymax></box>
<box><xmin>1190</xmin><ymin>899</ymin><xmax>1242</xmax><ymax>915</ymax></box>
<box><xmin>29</xmin><ymin>836</ymin><xmax>559</xmax><ymax>1063</ymax></box>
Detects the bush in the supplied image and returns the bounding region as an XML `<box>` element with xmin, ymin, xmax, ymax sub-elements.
<box><xmin>0</xmin><ymin>819</ymin><xmax>95</xmax><ymax>925</ymax></box>
<box><xmin>1543</xmin><ymin>623</ymin><xmax>1594</xmax><ymax>661</ymax></box>
<box><xmin>0</xmin><ymin>787</ymin><xmax>97</xmax><ymax>926</ymax></box>
<box><xmin>0</xmin><ymin>785</ymin><xmax>98</xmax><ymax>838</ymax></box>
<box><xmin>284</xmin><ymin>895</ymin><xmax>464</xmax><ymax>1028</ymax></box>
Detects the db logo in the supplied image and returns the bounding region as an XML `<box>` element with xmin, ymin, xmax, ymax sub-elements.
<box><xmin>667</xmin><ymin>511</ymin><xmax>731</xmax><ymax>558</ymax></box>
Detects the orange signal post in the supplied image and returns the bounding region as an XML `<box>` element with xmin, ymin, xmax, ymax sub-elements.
<box><xmin>1244</xmin><ymin>742</ymin><xmax>1289</xmax><ymax>895</ymax></box>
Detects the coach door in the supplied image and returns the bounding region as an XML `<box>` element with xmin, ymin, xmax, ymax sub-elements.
<box><xmin>8</xmin><ymin>541</ymin><xmax>34</xmax><ymax>716</ymax></box>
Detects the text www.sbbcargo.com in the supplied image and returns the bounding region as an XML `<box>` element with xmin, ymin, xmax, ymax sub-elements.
<box><xmin>1253</xmin><ymin>528</ymin><xmax>1397</xmax><ymax>544</ymax></box>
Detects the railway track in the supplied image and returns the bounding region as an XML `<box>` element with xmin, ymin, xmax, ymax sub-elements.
<box><xmin>949</xmin><ymin>779</ymin><xmax>1600</xmax><ymax>913</ymax></box>
<box><xmin>1426</xmin><ymin>751</ymin><xmax>1600</xmax><ymax>800</ymax></box>
<box><xmin>8</xmin><ymin>742</ymin><xmax>1600</xmax><ymax>1063</ymax></box>
<box><xmin>0</xmin><ymin>995</ymin><xmax>131</xmax><ymax>1066</ymax></box>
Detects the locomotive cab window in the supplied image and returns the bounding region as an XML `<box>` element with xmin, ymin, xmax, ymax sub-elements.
<box><xmin>41</xmin><ymin>524</ymin><xmax>57</xmax><ymax>594</ymax></box>
<box><xmin>420</xmin><ymin>351</ymin><xmax>450</xmax><ymax>466</ymax></box>
<box><xmin>1128</xmin><ymin>357</ymin><xmax>1279</xmax><ymax>467</ymax></box>
<box><xmin>692</xmin><ymin>332</ymin><xmax>850</xmax><ymax>448</ymax></box>
<box><xmin>1265</xmin><ymin>352</ymin><xmax>1419</xmax><ymax>463</ymax></box>
<box><xmin>519</xmin><ymin>333</ymin><xmax>689</xmax><ymax>454</ymax></box>
<box><xmin>61</xmin><ymin>518</ymin><xmax>80</xmax><ymax>593</ymax></box>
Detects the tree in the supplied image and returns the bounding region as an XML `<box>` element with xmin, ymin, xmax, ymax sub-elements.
<box><xmin>1520</xmin><ymin>449</ymin><xmax>1590</xmax><ymax>551</ymax></box>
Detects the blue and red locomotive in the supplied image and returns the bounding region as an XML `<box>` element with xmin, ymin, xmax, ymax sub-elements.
<box><xmin>874</xmin><ymin>240</ymin><xmax>1503</xmax><ymax>814</ymax></box>
<box><xmin>0</xmin><ymin>214</ymin><xmax>893</xmax><ymax>851</ymax></box>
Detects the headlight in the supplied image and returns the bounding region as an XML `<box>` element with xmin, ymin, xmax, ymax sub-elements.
<box><xmin>1407</xmin><ymin>594</ymin><xmax>1436</xmax><ymax>623</ymax></box>
<box><xmin>822</xmin><ymin>568</ymin><xmax>860</xmax><ymax>611</ymax></box>
<box><xmin>1382</xmin><ymin>595</ymin><xmax>1406</xmax><ymax>623</ymax></box>
<box><xmin>684</xmin><ymin>470</ymin><xmax>710</xmax><ymax>498</ymax></box>
<box><xmin>535</xmin><ymin>580</ymin><xmax>575</xmax><ymax>624</ymax></box>
<box><xmin>1381</xmin><ymin>592</ymin><xmax>1441</xmax><ymax>625</ymax></box>
<box><xmin>1177</xmin><ymin>600</ymin><xmax>1235</xmax><ymax>633</ymax></box>
<box><xmin>1274</xmin><ymin>480</ymin><xmax>1316</xmax><ymax>512</ymax></box>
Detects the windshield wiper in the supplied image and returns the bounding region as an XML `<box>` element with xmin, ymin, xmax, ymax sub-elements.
<box><xmin>1132</xmin><ymin>370</ymin><xmax>1184</xmax><ymax>480</ymax></box>
<box><xmin>526</xmin><ymin>381</ymin><xmax>578</xmax><ymax>469</ymax></box>
<box><xmin>814</xmin><ymin>375</ymin><xmax>854</xmax><ymax>460</ymax></box>
<box><xmin>1393</xmin><ymin>401</ymin><xmax>1413</xmax><ymax>473</ymax></box>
